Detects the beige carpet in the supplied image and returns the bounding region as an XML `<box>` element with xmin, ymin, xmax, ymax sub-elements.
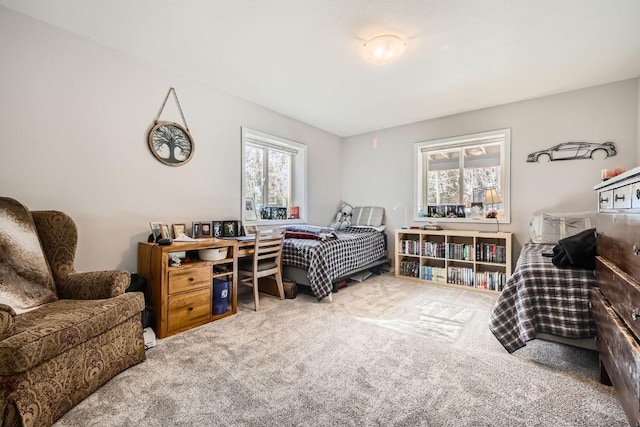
<box><xmin>54</xmin><ymin>274</ymin><xmax>625</xmax><ymax>426</ymax></box>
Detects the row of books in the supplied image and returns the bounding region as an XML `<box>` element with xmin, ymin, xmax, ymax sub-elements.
<box><xmin>398</xmin><ymin>260</ymin><xmax>420</xmax><ymax>278</ymax></box>
<box><xmin>476</xmin><ymin>243</ymin><xmax>507</xmax><ymax>263</ymax></box>
<box><xmin>398</xmin><ymin>264</ymin><xmax>507</xmax><ymax>291</ymax></box>
<box><xmin>399</xmin><ymin>239</ymin><xmax>506</xmax><ymax>264</ymax></box>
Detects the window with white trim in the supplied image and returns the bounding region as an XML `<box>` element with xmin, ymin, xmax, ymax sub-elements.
<box><xmin>241</xmin><ymin>127</ymin><xmax>307</xmax><ymax>224</ymax></box>
<box><xmin>414</xmin><ymin>129</ymin><xmax>511</xmax><ymax>223</ymax></box>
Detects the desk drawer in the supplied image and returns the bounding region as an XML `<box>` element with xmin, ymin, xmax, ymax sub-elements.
<box><xmin>168</xmin><ymin>288</ymin><xmax>211</xmax><ymax>332</ymax></box>
<box><xmin>169</xmin><ymin>266</ymin><xmax>210</xmax><ymax>294</ymax></box>
<box><xmin>596</xmin><ymin>257</ymin><xmax>640</xmax><ymax>339</ymax></box>
<box><xmin>592</xmin><ymin>289</ymin><xmax>640</xmax><ymax>424</ymax></box>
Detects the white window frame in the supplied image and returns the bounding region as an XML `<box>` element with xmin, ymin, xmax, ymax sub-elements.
<box><xmin>241</xmin><ymin>127</ymin><xmax>307</xmax><ymax>226</ymax></box>
<box><xmin>413</xmin><ymin>128</ymin><xmax>511</xmax><ymax>224</ymax></box>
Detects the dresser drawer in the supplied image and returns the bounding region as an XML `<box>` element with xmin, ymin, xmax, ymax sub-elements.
<box><xmin>613</xmin><ymin>185</ymin><xmax>632</xmax><ymax>209</ymax></box>
<box><xmin>632</xmin><ymin>182</ymin><xmax>640</xmax><ymax>209</ymax></box>
<box><xmin>596</xmin><ymin>257</ymin><xmax>640</xmax><ymax>339</ymax></box>
<box><xmin>167</xmin><ymin>288</ymin><xmax>211</xmax><ymax>332</ymax></box>
<box><xmin>168</xmin><ymin>266</ymin><xmax>211</xmax><ymax>294</ymax></box>
<box><xmin>591</xmin><ymin>289</ymin><xmax>640</xmax><ymax>424</ymax></box>
<box><xmin>599</xmin><ymin>189</ymin><xmax>613</xmax><ymax>210</ymax></box>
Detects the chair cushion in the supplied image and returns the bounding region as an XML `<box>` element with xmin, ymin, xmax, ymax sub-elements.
<box><xmin>0</xmin><ymin>197</ymin><xmax>57</xmax><ymax>314</ymax></box>
<box><xmin>0</xmin><ymin>292</ymin><xmax>144</xmax><ymax>375</ymax></box>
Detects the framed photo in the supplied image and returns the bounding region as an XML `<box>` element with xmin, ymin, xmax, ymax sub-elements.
<box><xmin>244</xmin><ymin>197</ymin><xmax>257</xmax><ymax>221</ymax></box>
<box><xmin>262</xmin><ymin>207</ymin><xmax>272</xmax><ymax>220</ymax></box>
<box><xmin>160</xmin><ymin>223</ymin><xmax>172</xmax><ymax>239</ymax></box>
<box><xmin>243</xmin><ymin>224</ymin><xmax>257</xmax><ymax>236</ymax></box>
<box><xmin>213</xmin><ymin>221</ymin><xmax>223</xmax><ymax>238</ymax></box>
<box><xmin>149</xmin><ymin>222</ymin><xmax>163</xmax><ymax>242</ymax></box>
<box><xmin>223</xmin><ymin>221</ymin><xmax>238</xmax><ymax>237</ymax></box>
<box><xmin>200</xmin><ymin>222</ymin><xmax>212</xmax><ymax>237</ymax></box>
<box><xmin>172</xmin><ymin>223</ymin><xmax>186</xmax><ymax>238</ymax></box>
<box><xmin>191</xmin><ymin>222</ymin><xmax>201</xmax><ymax>238</ymax></box>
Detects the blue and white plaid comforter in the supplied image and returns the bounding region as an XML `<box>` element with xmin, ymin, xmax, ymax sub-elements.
<box><xmin>282</xmin><ymin>227</ymin><xmax>386</xmax><ymax>300</ymax></box>
<box><xmin>489</xmin><ymin>243</ymin><xmax>596</xmax><ymax>353</ymax></box>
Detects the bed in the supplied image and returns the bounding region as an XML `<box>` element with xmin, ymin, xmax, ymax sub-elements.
<box><xmin>281</xmin><ymin>206</ymin><xmax>389</xmax><ymax>300</ymax></box>
<box><xmin>489</xmin><ymin>212</ymin><xmax>598</xmax><ymax>353</ymax></box>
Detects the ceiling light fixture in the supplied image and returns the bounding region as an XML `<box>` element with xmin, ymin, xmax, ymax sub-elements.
<box><xmin>363</xmin><ymin>34</ymin><xmax>407</xmax><ymax>65</ymax></box>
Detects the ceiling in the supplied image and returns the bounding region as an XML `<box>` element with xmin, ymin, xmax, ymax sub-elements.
<box><xmin>2</xmin><ymin>0</ymin><xmax>640</xmax><ymax>137</ymax></box>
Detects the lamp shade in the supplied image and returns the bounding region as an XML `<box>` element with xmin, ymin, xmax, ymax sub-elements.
<box><xmin>363</xmin><ymin>35</ymin><xmax>407</xmax><ymax>65</ymax></box>
<box><xmin>483</xmin><ymin>189</ymin><xmax>502</xmax><ymax>205</ymax></box>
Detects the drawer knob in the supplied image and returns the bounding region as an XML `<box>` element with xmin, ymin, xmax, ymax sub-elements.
<box><xmin>636</xmin><ymin>188</ymin><xmax>640</xmax><ymax>200</ymax></box>
<box><xmin>599</xmin><ymin>196</ymin><xmax>609</xmax><ymax>203</ymax></box>
<box><xmin>189</xmin><ymin>277</ymin><xmax>194</xmax><ymax>282</ymax></box>
<box><xmin>188</xmin><ymin>307</ymin><xmax>194</xmax><ymax>311</ymax></box>
<box><xmin>615</xmin><ymin>194</ymin><xmax>625</xmax><ymax>201</ymax></box>
<box><xmin>633</xmin><ymin>245</ymin><xmax>639</xmax><ymax>256</ymax></box>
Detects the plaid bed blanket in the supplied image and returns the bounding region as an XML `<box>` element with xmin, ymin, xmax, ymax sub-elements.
<box><xmin>489</xmin><ymin>243</ymin><xmax>596</xmax><ymax>353</ymax></box>
<box><xmin>282</xmin><ymin>227</ymin><xmax>386</xmax><ymax>300</ymax></box>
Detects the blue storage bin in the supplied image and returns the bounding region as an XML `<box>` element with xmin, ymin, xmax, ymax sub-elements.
<box><xmin>213</xmin><ymin>278</ymin><xmax>229</xmax><ymax>315</ymax></box>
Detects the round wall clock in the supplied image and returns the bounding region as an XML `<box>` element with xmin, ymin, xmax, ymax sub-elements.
<box><xmin>147</xmin><ymin>121</ymin><xmax>194</xmax><ymax>166</ymax></box>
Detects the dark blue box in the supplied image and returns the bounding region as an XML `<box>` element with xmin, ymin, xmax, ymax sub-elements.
<box><xmin>213</xmin><ymin>278</ymin><xmax>229</xmax><ymax>315</ymax></box>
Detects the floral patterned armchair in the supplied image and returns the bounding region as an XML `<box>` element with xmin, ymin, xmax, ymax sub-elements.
<box><xmin>0</xmin><ymin>198</ymin><xmax>145</xmax><ymax>427</ymax></box>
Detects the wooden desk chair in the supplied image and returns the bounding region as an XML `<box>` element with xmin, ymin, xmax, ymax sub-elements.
<box><xmin>237</xmin><ymin>229</ymin><xmax>285</xmax><ymax>311</ymax></box>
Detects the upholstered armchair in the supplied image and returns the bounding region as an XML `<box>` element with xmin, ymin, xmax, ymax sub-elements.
<box><xmin>0</xmin><ymin>198</ymin><xmax>146</xmax><ymax>427</ymax></box>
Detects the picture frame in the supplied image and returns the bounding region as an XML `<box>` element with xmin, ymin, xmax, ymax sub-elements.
<box><xmin>244</xmin><ymin>197</ymin><xmax>257</xmax><ymax>221</ymax></box>
<box><xmin>243</xmin><ymin>224</ymin><xmax>257</xmax><ymax>236</ymax></box>
<box><xmin>212</xmin><ymin>221</ymin><xmax>223</xmax><ymax>238</ymax></box>
<box><xmin>172</xmin><ymin>223</ymin><xmax>186</xmax><ymax>238</ymax></box>
<box><xmin>191</xmin><ymin>222</ymin><xmax>201</xmax><ymax>238</ymax></box>
<box><xmin>149</xmin><ymin>222</ymin><xmax>163</xmax><ymax>242</ymax></box>
<box><xmin>223</xmin><ymin>221</ymin><xmax>238</xmax><ymax>237</ymax></box>
<box><xmin>200</xmin><ymin>222</ymin><xmax>212</xmax><ymax>237</ymax></box>
<box><xmin>160</xmin><ymin>223</ymin><xmax>172</xmax><ymax>239</ymax></box>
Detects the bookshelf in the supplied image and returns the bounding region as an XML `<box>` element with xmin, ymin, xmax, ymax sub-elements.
<box><xmin>395</xmin><ymin>229</ymin><xmax>512</xmax><ymax>292</ymax></box>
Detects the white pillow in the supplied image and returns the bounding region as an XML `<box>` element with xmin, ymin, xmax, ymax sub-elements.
<box><xmin>530</xmin><ymin>211</ymin><xmax>596</xmax><ymax>244</ymax></box>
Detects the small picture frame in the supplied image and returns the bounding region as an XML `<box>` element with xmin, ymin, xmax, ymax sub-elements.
<box><xmin>213</xmin><ymin>221</ymin><xmax>223</xmax><ymax>238</ymax></box>
<box><xmin>191</xmin><ymin>222</ymin><xmax>201</xmax><ymax>238</ymax></box>
<box><xmin>223</xmin><ymin>221</ymin><xmax>238</xmax><ymax>237</ymax></box>
<box><xmin>200</xmin><ymin>222</ymin><xmax>212</xmax><ymax>237</ymax></box>
<box><xmin>172</xmin><ymin>223</ymin><xmax>186</xmax><ymax>238</ymax></box>
<box><xmin>243</xmin><ymin>224</ymin><xmax>257</xmax><ymax>236</ymax></box>
<box><xmin>149</xmin><ymin>222</ymin><xmax>163</xmax><ymax>242</ymax></box>
<box><xmin>160</xmin><ymin>223</ymin><xmax>172</xmax><ymax>239</ymax></box>
<box><xmin>245</xmin><ymin>197</ymin><xmax>257</xmax><ymax>221</ymax></box>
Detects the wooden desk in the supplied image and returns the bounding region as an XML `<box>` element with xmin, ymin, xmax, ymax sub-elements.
<box><xmin>137</xmin><ymin>238</ymin><xmax>238</xmax><ymax>338</ymax></box>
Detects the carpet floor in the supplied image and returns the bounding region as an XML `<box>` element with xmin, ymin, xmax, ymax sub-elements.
<box><xmin>54</xmin><ymin>274</ymin><xmax>626</xmax><ymax>426</ymax></box>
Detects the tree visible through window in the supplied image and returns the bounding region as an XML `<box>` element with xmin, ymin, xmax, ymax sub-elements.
<box><xmin>241</xmin><ymin>128</ymin><xmax>306</xmax><ymax>222</ymax></box>
<box><xmin>414</xmin><ymin>129</ymin><xmax>510</xmax><ymax>222</ymax></box>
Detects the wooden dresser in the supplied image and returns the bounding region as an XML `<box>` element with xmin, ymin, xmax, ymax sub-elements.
<box><xmin>593</xmin><ymin>166</ymin><xmax>640</xmax><ymax>426</ymax></box>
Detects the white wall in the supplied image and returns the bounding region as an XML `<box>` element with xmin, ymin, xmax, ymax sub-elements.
<box><xmin>0</xmin><ymin>7</ymin><xmax>342</xmax><ymax>273</ymax></box>
<box><xmin>342</xmin><ymin>78</ymin><xmax>639</xmax><ymax>259</ymax></box>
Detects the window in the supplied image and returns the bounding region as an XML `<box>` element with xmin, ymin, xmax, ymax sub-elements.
<box><xmin>414</xmin><ymin>128</ymin><xmax>511</xmax><ymax>223</ymax></box>
<box><xmin>241</xmin><ymin>127</ymin><xmax>307</xmax><ymax>224</ymax></box>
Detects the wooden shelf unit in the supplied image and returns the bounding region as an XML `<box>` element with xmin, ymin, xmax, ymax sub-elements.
<box><xmin>137</xmin><ymin>238</ymin><xmax>238</xmax><ymax>338</ymax></box>
<box><xmin>395</xmin><ymin>229</ymin><xmax>512</xmax><ymax>292</ymax></box>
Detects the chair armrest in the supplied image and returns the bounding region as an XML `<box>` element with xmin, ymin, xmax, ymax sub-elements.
<box><xmin>0</xmin><ymin>304</ymin><xmax>16</xmax><ymax>341</ymax></box>
<box><xmin>57</xmin><ymin>270</ymin><xmax>130</xmax><ymax>300</ymax></box>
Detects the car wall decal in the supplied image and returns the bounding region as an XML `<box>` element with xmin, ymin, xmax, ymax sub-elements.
<box><xmin>526</xmin><ymin>141</ymin><xmax>616</xmax><ymax>162</ymax></box>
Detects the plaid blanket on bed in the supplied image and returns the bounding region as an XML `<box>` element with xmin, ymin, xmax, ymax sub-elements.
<box><xmin>489</xmin><ymin>243</ymin><xmax>596</xmax><ymax>353</ymax></box>
<box><xmin>282</xmin><ymin>227</ymin><xmax>386</xmax><ymax>300</ymax></box>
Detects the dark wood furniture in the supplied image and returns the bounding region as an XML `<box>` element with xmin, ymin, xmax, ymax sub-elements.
<box><xmin>138</xmin><ymin>239</ymin><xmax>238</xmax><ymax>338</ymax></box>
<box><xmin>593</xmin><ymin>166</ymin><xmax>640</xmax><ymax>426</ymax></box>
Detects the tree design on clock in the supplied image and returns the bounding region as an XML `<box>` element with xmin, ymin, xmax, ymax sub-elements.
<box><xmin>148</xmin><ymin>121</ymin><xmax>194</xmax><ymax>166</ymax></box>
